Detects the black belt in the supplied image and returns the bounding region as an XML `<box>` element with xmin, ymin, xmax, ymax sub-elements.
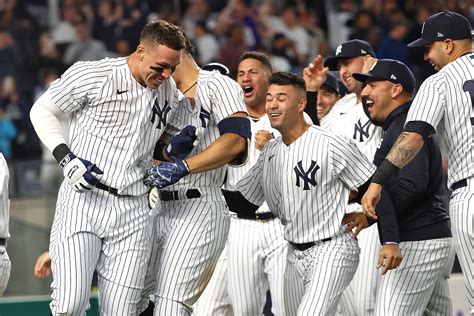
<box><xmin>95</xmin><ymin>182</ymin><xmax>134</xmax><ymax>198</ymax></box>
<box><xmin>236</xmin><ymin>212</ymin><xmax>276</xmax><ymax>221</ymax></box>
<box><xmin>159</xmin><ymin>189</ymin><xmax>201</xmax><ymax>201</ymax></box>
<box><xmin>0</xmin><ymin>238</ymin><xmax>5</xmax><ymax>246</ymax></box>
<box><xmin>452</xmin><ymin>179</ymin><xmax>467</xmax><ymax>191</ymax></box>
<box><xmin>290</xmin><ymin>238</ymin><xmax>332</xmax><ymax>251</ymax></box>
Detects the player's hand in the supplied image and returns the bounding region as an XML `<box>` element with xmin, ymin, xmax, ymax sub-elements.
<box><xmin>255</xmin><ymin>130</ymin><xmax>273</xmax><ymax>150</ymax></box>
<box><xmin>377</xmin><ymin>244</ymin><xmax>402</xmax><ymax>275</ymax></box>
<box><xmin>34</xmin><ymin>251</ymin><xmax>51</xmax><ymax>280</ymax></box>
<box><xmin>148</xmin><ymin>187</ymin><xmax>159</xmax><ymax>209</ymax></box>
<box><xmin>143</xmin><ymin>159</ymin><xmax>190</xmax><ymax>188</ymax></box>
<box><xmin>342</xmin><ymin>212</ymin><xmax>369</xmax><ymax>239</ymax></box>
<box><xmin>303</xmin><ymin>55</ymin><xmax>329</xmax><ymax>92</ymax></box>
<box><xmin>362</xmin><ymin>55</ymin><xmax>378</xmax><ymax>73</ymax></box>
<box><xmin>60</xmin><ymin>153</ymin><xmax>103</xmax><ymax>193</ymax></box>
<box><xmin>165</xmin><ymin>125</ymin><xmax>200</xmax><ymax>160</ymax></box>
<box><xmin>361</xmin><ymin>183</ymin><xmax>382</xmax><ymax>220</ymax></box>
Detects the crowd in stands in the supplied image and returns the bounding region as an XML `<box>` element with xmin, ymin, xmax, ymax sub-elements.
<box><xmin>0</xmin><ymin>0</ymin><xmax>472</xmax><ymax>161</ymax></box>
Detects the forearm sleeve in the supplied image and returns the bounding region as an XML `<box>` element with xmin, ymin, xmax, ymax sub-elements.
<box><xmin>30</xmin><ymin>91</ymin><xmax>68</xmax><ymax>154</ymax></box>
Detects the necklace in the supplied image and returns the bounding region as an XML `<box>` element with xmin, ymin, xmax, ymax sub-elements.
<box><xmin>182</xmin><ymin>81</ymin><xmax>197</xmax><ymax>94</ymax></box>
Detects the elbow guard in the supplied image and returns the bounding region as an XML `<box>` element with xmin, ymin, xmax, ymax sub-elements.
<box><xmin>217</xmin><ymin>116</ymin><xmax>251</xmax><ymax>139</ymax></box>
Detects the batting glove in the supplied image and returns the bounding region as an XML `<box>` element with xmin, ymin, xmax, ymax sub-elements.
<box><xmin>165</xmin><ymin>125</ymin><xmax>200</xmax><ymax>160</ymax></box>
<box><xmin>143</xmin><ymin>159</ymin><xmax>190</xmax><ymax>188</ymax></box>
<box><xmin>148</xmin><ymin>187</ymin><xmax>159</xmax><ymax>209</ymax></box>
<box><xmin>60</xmin><ymin>153</ymin><xmax>104</xmax><ymax>193</ymax></box>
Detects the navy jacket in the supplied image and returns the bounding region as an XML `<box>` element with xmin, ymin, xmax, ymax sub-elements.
<box><xmin>374</xmin><ymin>101</ymin><xmax>451</xmax><ymax>242</ymax></box>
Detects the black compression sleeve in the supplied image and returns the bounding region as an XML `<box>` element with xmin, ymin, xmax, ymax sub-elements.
<box><xmin>372</xmin><ymin>159</ymin><xmax>399</xmax><ymax>185</ymax></box>
<box><xmin>52</xmin><ymin>144</ymin><xmax>72</xmax><ymax>163</ymax></box>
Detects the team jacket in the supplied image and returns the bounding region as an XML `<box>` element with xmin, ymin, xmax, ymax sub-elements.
<box><xmin>375</xmin><ymin>101</ymin><xmax>452</xmax><ymax>242</ymax></box>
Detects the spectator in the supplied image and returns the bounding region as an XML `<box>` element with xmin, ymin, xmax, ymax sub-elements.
<box><xmin>193</xmin><ymin>20</ymin><xmax>220</xmax><ymax>65</ymax></box>
<box><xmin>377</xmin><ymin>20</ymin><xmax>410</xmax><ymax>64</ymax></box>
<box><xmin>219</xmin><ymin>23</ymin><xmax>250</xmax><ymax>78</ymax></box>
<box><xmin>0</xmin><ymin>103</ymin><xmax>17</xmax><ymax>161</ymax></box>
<box><xmin>93</xmin><ymin>0</ymin><xmax>121</xmax><ymax>52</ymax></box>
<box><xmin>63</xmin><ymin>12</ymin><xmax>112</xmax><ymax>66</ymax></box>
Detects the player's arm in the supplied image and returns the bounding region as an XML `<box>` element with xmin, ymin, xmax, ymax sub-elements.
<box><xmin>185</xmin><ymin>112</ymin><xmax>250</xmax><ymax>173</ymax></box>
<box><xmin>303</xmin><ymin>55</ymin><xmax>327</xmax><ymax>125</ymax></box>
<box><xmin>30</xmin><ymin>91</ymin><xmax>103</xmax><ymax>193</ymax></box>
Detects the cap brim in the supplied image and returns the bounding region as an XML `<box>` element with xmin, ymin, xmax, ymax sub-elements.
<box><xmin>323</xmin><ymin>56</ymin><xmax>340</xmax><ymax>70</ymax></box>
<box><xmin>407</xmin><ymin>37</ymin><xmax>433</xmax><ymax>47</ymax></box>
<box><xmin>352</xmin><ymin>72</ymin><xmax>377</xmax><ymax>83</ymax></box>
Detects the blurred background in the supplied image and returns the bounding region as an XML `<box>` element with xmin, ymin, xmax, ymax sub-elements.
<box><xmin>0</xmin><ymin>0</ymin><xmax>472</xmax><ymax>314</ymax></box>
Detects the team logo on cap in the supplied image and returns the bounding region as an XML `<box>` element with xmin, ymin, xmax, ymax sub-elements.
<box><xmin>421</xmin><ymin>22</ymin><xmax>425</xmax><ymax>34</ymax></box>
<box><xmin>390</xmin><ymin>74</ymin><xmax>397</xmax><ymax>80</ymax></box>
<box><xmin>361</xmin><ymin>49</ymin><xmax>367</xmax><ymax>54</ymax></box>
<box><xmin>437</xmin><ymin>32</ymin><xmax>444</xmax><ymax>37</ymax></box>
<box><xmin>369</xmin><ymin>61</ymin><xmax>377</xmax><ymax>71</ymax></box>
<box><xmin>336</xmin><ymin>45</ymin><xmax>342</xmax><ymax>56</ymax></box>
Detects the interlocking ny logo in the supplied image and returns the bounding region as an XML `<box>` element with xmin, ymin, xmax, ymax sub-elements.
<box><xmin>294</xmin><ymin>160</ymin><xmax>319</xmax><ymax>190</ymax></box>
<box><xmin>151</xmin><ymin>99</ymin><xmax>171</xmax><ymax>129</ymax></box>
<box><xmin>200</xmin><ymin>108</ymin><xmax>210</xmax><ymax>128</ymax></box>
<box><xmin>353</xmin><ymin>119</ymin><xmax>371</xmax><ymax>142</ymax></box>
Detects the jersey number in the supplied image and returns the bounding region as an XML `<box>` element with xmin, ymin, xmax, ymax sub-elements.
<box><xmin>463</xmin><ymin>80</ymin><xmax>474</xmax><ymax>126</ymax></box>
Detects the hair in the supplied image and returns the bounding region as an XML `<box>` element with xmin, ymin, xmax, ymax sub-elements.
<box><xmin>269</xmin><ymin>72</ymin><xmax>306</xmax><ymax>92</ymax></box>
<box><xmin>183</xmin><ymin>31</ymin><xmax>197</xmax><ymax>57</ymax></box>
<box><xmin>239</xmin><ymin>51</ymin><xmax>273</xmax><ymax>73</ymax></box>
<box><xmin>139</xmin><ymin>20</ymin><xmax>186</xmax><ymax>51</ymax></box>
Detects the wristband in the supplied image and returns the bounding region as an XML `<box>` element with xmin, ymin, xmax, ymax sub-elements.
<box><xmin>383</xmin><ymin>242</ymin><xmax>399</xmax><ymax>245</ymax></box>
<box><xmin>371</xmin><ymin>159</ymin><xmax>399</xmax><ymax>185</ymax></box>
<box><xmin>53</xmin><ymin>144</ymin><xmax>73</xmax><ymax>164</ymax></box>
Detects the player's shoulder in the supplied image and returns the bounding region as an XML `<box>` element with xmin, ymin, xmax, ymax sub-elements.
<box><xmin>67</xmin><ymin>57</ymin><xmax>126</xmax><ymax>75</ymax></box>
<box><xmin>308</xmin><ymin>125</ymin><xmax>356</xmax><ymax>148</ymax></box>
<box><xmin>200</xmin><ymin>69</ymin><xmax>241</xmax><ymax>91</ymax></box>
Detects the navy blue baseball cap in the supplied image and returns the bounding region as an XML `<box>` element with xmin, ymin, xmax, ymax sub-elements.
<box><xmin>352</xmin><ymin>59</ymin><xmax>416</xmax><ymax>93</ymax></box>
<box><xmin>321</xmin><ymin>72</ymin><xmax>340</xmax><ymax>95</ymax></box>
<box><xmin>324</xmin><ymin>39</ymin><xmax>375</xmax><ymax>70</ymax></box>
<box><xmin>408</xmin><ymin>11</ymin><xmax>472</xmax><ymax>47</ymax></box>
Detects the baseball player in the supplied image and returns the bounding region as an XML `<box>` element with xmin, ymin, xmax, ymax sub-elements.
<box><xmin>223</xmin><ymin>51</ymin><xmax>288</xmax><ymax>315</ymax></box>
<box><xmin>0</xmin><ymin>153</ymin><xmax>11</xmax><ymax>296</ymax></box>
<box><xmin>302</xmin><ymin>56</ymin><xmax>341</xmax><ymax>125</ymax></box>
<box><xmin>362</xmin><ymin>11</ymin><xmax>474</xmax><ymax>312</ymax></box>
<box><xmin>29</xmin><ymin>20</ymin><xmax>186</xmax><ymax>314</ymax></box>
<box><xmin>223</xmin><ymin>72</ymin><xmax>389</xmax><ymax>315</ymax></box>
<box><xmin>138</xmin><ymin>41</ymin><xmax>250</xmax><ymax>315</ymax></box>
<box><xmin>306</xmin><ymin>40</ymin><xmax>383</xmax><ymax>315</ymax></box>
<box><xmin>353</xmin><ymin>59</ymin><xmax>454</xmax><ymax>315</ymax></box>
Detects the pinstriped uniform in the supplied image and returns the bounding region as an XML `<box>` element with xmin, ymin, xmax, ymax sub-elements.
<box><xmin>47</xmin><ymin>57</ymin><xmax>179</xmax><ymax>314</ymax></box>
<box><xmin>236</xmin><ymin>125</ymin><xmax>376</xmax><ymax>315</ymax></box>
<box><xmin>374</xmin><ymin>238</ymin><xmax>454</xmax><ymax>315</ymax></box>
<box><xmin>138</xmin><ymin>69</ymin><xmax>247</xmax><ymax>315</ymax></box>
<box><xmin>0</xmin><ymin>154</ymin><xmax>10</xmax><ymax>296</ymax></box>
<box><xmin>223</xmin><ymin>114</ymin><xmax>287</xmax><ymax>315</ymax></box>
<box><xmin>405</xmin><ymin>53</ymin><xmax>474</xmax><ymax>312</ymax></box>
<box><xmin>324</xmin><ymin>93</ymin><xmax>383</xmax><ymax>316</ymax></box>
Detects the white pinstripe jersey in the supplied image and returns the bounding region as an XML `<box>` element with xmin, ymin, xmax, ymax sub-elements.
<box><xmin>328</xmin><ymin>94</ymin><xmax>383</xmax><ymax>160</ymax></box>
<box><xmin>0</xmin><ymin>154</ymin><xmax>9</xmax><ymax>239</ymax></box>
<box><xmin>166</xmin><ymin>69</ymin><xmax>247</xmax><ymax>189</ymax></box>
<box><xmin>224</xmin><ymin>114</ymin><xmax>280</xmax><ymax>214</ymax></box>
<box><xmin>236</xmin><ymin>125</ymin><xmax>376</xmax><ymax>243</ymax></box>
<box><xmin>406</xmin><ymin>53</ymin><xmax>474</xmax><ymax>188</ymax></box>
<box><xmin>48</xmin><ymin>57</ymin><xmax>179</xmax><ymax>196</ymax></box>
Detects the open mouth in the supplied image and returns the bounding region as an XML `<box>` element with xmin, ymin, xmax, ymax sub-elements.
<box><xmin>365</xmin><ymin>98</ymin><xmax>374</xmax><ymax>112</ymax></box>
<box><xmin>243</xmin><ymin>85</ymin><xmax>254</xmax><ymax>97</ymax></box>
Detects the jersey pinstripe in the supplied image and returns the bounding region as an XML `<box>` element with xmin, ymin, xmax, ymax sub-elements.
<box><xmin>236</xmin><ymin>125</ymin><xmax>376</xmax><ymax>243</ymax></box>
<box><xmin>0</xmin><ymin>154</ymin><xmax>9</xmax><ymax>240</ymax></box>
<box><xmin>405</xmin><ymin>53</ymin><xmax>474</xmax><ymax>188</ymax></box>
<box><xmin>406</xmin><ymin>53</ymin><xmax>474</xmax><ymax>313</ymax></box>
<box><xmin>45</xmin><ymin>57</ymin><xmax>179</xmax><ymax>314</ymax></box>
<box><xmin>49</xmin><ymin>57</ymin><xmax>179</xmax><ymax>195</ymax></box>
<box><xmin>323</xmin><ymin>92</ymin><xmax>382</xmax><ymax>315</ymax></box>
<box><xmin>224</xmin><ymin>114</ymin><xmax>280</xmax><ymax>214</ymax></box>
<box><xmin>139</xmin><ymin>69</ymin><xmax>247</xmax><ymax>315</ymax></box>
<box><xmin>0</xmin><ymin>153</ymin><xmax>10</xmax><ymax>296</ymax></box>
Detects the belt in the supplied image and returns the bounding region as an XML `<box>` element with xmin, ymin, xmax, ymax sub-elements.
<box><xmin>159</xmin><ymin>189</ymin><xmax>201</xmax><ymax>201</ymax></box>
<box><xmin>0</xmin><ymin>238</ymin><xmax>5</xmax><ymax>246</ymax></box>
<box><xmin>236</xmin><ymin>212</ymin><xmax>276</xmax><ymax>221</ymax></box>
<box><xmin>452</xmin><ymin>179</ymin><xmax>467</xmax><ymax>191</ymax></box>
<box><xmin>95</xmin><ymin>182</ymin><xmax>134</xmax><ymax>198</ymax></box>
<box><xmin>290</xmin><ymin>237</ymin><xmax>332</xmax><ymax>251</ymax></box>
